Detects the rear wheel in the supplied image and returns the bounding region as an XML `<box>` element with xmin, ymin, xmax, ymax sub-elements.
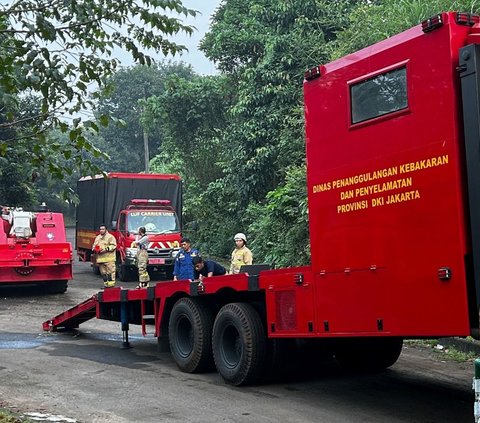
<box><xmin>116</xmin><ymin>259</ymin><xmax>135</xmax><ymax>282</ymax></box>
<box><xmin>335</xmin><ymin>337</ymin><xmax>403</xmax><ymax>372</ymax></box>
<box><xmin>169</xmin><ymin>298</ymin><xmax>214</xmax><ymax>373</ymax></box>
<box><xmin>212</xmin><ymin>302</ymin><xmax>266</xmax><ymax>386</ymax></box>
<box><xmin>46</xmin><ymin>280</ymin><xmax>68</xmax><ymax>294</ymax></box>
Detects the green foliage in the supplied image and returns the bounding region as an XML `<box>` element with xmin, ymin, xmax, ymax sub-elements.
<box><xmin>0</xmin><ymin>408</ymin><xmax>34</xmax><ymax>422</ymax></box>
<box><xmin>0</xmin><ymin>160</ymin><xmax>36</xmax><ymax>208</ymax></box>
<box><xmin>145</xmin><ymin>74</ymin><xmax>230</xmax><ymax>181</ymax></box>
<box><xmin>0</xmin><ymin>0</ymin><xmax>196</xmax><ymax>185</ymax></box>
<box><xmin>142</xmin><ymin>0</ymin><xmax>361</xmax><ymax>261</ymax></box>
<box><xmin>331</xmin><ymin>0</ymin><xmax>480</xmax><ymax>58</ymax></box>
<box><xmin>95</xmin><ymin>62</ymin><xmax>195</xmax><ymax>172</ymax></box>
<box><xmin>247</xmin><ymin>165</ymin><xmax>309</xmax><ymax>267</ymax></box>
<box><xmin>147</xmin><ymin>74</ymin><xmax>235</xmax><ymax>255</ymax></box>
<box><xmin>192</xmin><ymin>0</ymin><xmax>356</xmax><ymax>260</ymax></box>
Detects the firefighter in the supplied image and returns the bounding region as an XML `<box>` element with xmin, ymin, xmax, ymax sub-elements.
<box><xmin>173</xmin><ymin>237</ymin><xmax>200</xmax><ymax>281</ymax></box>
<box><xmin>133</xmin><ymin>226</ymin><xmax>150</xmax><ymax>288</ymax></box>
<box><xmin>92</xmin><ymin>224</ymin><xmax>117</xmax><ymax>288</ymax></box>
<box><xmin>229</xmin><ymin>233</ymin><xmax>253</xmax><ymax>274</ymax></box>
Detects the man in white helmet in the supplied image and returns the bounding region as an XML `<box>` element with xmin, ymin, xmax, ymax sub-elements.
<box><xmin>229</xmin><ymin>232</ymin><xmax>253</xmax><ymax>274</ymax></box>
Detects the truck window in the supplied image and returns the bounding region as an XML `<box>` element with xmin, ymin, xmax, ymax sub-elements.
<box><xmin>127</xmin><ymin>211</ymin><xmax>179</xmax><ymax>234</ymax></box>
<box><xmin>350</xmin><ymin>66</ymin><xmax>407</xmax><ymax>124</ymax></box>
<box><xmin>118</xmin><ymin>213</ymin><xmax>126</xmax><ymax>232</ymax></box>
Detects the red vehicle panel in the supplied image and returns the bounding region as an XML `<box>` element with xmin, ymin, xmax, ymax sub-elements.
<box><xmin>304</xmin><ymin>13</ymin><xmax>472</xmax><ymax>337</ymax></box>
<box><xmin>0</xmin><ymin>209</ymin><xmax>72</xmax><ymax>291</ymax></box>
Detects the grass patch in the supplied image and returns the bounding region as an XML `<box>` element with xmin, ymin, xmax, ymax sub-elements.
<box><xmin>441</xmin><ymin>348</ymin><xmax>477</xmax><ymax>362</ymax></box>
<box><xmin>0</xmin><ymin>409</ymin><xmax>33</xmax><ymax>423</ymax></box>
<box><xmin>405</xmin><ymin>339</ymin><xmax>439</xmax><ymax>348</ymax></box>
<box><xmin>406</xmin><ymin>339</ymin><xmax>478</xmax><ymax>362</ymax></box>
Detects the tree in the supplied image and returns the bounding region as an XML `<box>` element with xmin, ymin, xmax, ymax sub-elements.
<box><xmin>145</xmin><ymin>74</ymin><xmax>235</xmax><ymax>254</ymax></box>
<box><xmin>200</xmin><ymin>0</ymin><xmax>358</xmax><ymax>206</ymax></box>
<box><xmin>193</xmin><ymin>0</ymin><xmax>357</xmax><ymax>258</ymax></box>
<box><xmin>331</xmin><ymin>0</ymin><xmax>480</xmax><ymax>59</ymax></box>
<box><xmin>247</xmin><ymin>165</ymin><xmax>309</xmax><ymax>267</ymax></box>
<box><xmin>95</xmin><ymin>62</ymin><xmax>195</xmax><ymax>172</ymax></box>
<box><xmin>0</xmin><ymin>94</ymin><xmax>40</xmax><ymax>207</ymax></box>
<box><xmin>0</xmin><ymin>0</ymin><xmax>197</xmax><ymax>181</ymax></box>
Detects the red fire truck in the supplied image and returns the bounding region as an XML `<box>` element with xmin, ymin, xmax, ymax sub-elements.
<box><xmin>1</xmin><ymin>207</ymin><xmax>72</xmax><ymax>293</ymax></box>
<box><xmin>75</xmin><ymin>173</ymin><xmax>182</xmax><ymax>281</ymax></box>
<box><xmin>44</xmin><ymin>12</ymin><xmax>480</xmax><ymax>385</ymax></box>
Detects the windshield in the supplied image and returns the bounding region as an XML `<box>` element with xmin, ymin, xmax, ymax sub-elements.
<box><xmin>127</xmin><ymin>211</ymin><xmax>179</xmax><ymax>234</ymax></box>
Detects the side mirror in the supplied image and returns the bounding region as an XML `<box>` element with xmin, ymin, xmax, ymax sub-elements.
<box><xmin>111</xmin><ymin>220</ymin><xmax>117</xmax><ymax>230</ymax></box>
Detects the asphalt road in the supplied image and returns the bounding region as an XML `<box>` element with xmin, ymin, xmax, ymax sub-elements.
<box><xmin>0</xmin><ymin>229</ymin><xmax>475</xmax><ymax>422</ymax></box>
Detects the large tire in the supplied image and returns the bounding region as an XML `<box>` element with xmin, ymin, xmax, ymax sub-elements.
<box><xmin>262</xmin><ymin>338</ymin><xmax>296</xmax><ymax>382</ymax></box>
<box><xmin>46</xmin><ymin>280</ymin><xmax>68</xmax><ymax>294</ymax></box>
<box><xmin>116</xmin><ymin>261</ymin><xmax>135</xmax><ymax>282</ymax></box>
<box><xmin>168</xmin><ymin>298</ymin><xmax>214</xmax><ymax>373</ymax></box>
<box><xmin>212</xmin><ymin>302</ymin><xmax>266</xmax><ymax>386</ymax></box>
<box><xmin>335</xmin><ymin>337</ymin><xmax>403</xmax><ymax>372</ymax></box>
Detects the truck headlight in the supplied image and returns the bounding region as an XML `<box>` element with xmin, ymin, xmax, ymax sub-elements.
<box><xmin>125</xmin><ymin>248</ymin><xmax>137</xmax><ymax>258</ymax></box>
<box><xmin>172</xmin><ymin>248</ymin><xmax>180</xmax><ymax>258</ymax></box>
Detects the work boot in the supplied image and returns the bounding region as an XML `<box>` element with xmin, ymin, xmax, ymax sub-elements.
<box><xmin>105</xmin><ymin>274</ymin><xmax>115</xmax><ymax>288</ymax></box>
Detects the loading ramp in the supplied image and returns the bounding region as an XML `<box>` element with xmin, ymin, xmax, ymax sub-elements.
<box><xmin>42</xmin><ymin>295</ymin><xmax>98</xmax><ymax>331</ymax></box>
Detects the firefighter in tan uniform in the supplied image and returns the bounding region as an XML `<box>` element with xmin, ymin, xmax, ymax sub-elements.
<box><xmin>229</xmin><ymin>233</ymin><xmax>253</xmax><ymax>274</ymax></box>
<box><xmin>132</xmin><ymin>226</ymin><xmax>150</xmax><ymax>288</ymax></box>
<box><xmin>92</xmin><ymin>224</ymin><xmax>117</xmax><ymax>288</ymax></box>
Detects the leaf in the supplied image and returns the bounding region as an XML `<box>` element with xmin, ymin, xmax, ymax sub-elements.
<box><xmin>99</xmin><ymin>114</ymin><xmax>109</xmax><ymax>127</ymax></box>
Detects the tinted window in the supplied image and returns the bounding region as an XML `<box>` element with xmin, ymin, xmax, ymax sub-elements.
<box><xmin>351</xmin><ymin>67</ymin><xmax>407</xmax><ymax>124</ymax></box>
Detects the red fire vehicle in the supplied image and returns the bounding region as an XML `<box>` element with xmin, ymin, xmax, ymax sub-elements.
<box><xmin>75</xmin><ymin>173</ymin><xmax>182</xmax><ymax>281</ymax></box>
<box><xmin>1</xmin><ymin>206</ymin><xmax>72</xmax><ymax>293</ymax></box>
<box><xmin>44</xmin><ymin>12</ymin><xmax>480</xmax><ymax>385</ymax></box>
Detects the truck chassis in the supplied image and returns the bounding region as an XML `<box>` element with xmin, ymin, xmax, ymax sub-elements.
<box><xmin>43</xmin><ymin>269</ymin><xmax>403</xmax><ymax>386</ymax></box>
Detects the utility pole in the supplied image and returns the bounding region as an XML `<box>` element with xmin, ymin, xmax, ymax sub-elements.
<box><xmin>143</xmin><ymin>85</ymin><xmax>150</xmax><ymax>173</ymax></box>
<box><xmin>143</xmin><ymin>127</ymin><xmax>150</xmax><ymax>173</ymax></box>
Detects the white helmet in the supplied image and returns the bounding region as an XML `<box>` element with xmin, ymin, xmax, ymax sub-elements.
<box><xmin>234</xmin><ymin>233</ymin><xmax>247</xmax><ymax>242</ymax></box>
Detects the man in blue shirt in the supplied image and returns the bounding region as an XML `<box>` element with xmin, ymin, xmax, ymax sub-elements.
<box><xmin>192</xmin><ymin>256</ymin><xmax>226</xmax><ymax>280</ymax></box>
<box><xmin>173</xmin><ymin>237</ymin><xmax>200</xmax><ymax>281</ymax></box>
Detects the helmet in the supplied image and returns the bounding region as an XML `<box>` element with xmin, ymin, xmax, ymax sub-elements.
<box><xmin>233</xmin><ymin>233</ymin><xmax>247</xmax><ymax>242</ymax></box>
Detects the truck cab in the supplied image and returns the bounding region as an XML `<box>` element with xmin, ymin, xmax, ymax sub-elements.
<box><xmin>115</xmin><ymin>199</ymin><xmax>181</xmax><ymax>280</ymax></box>
<box><xmin>76</xmin><ymin>172</ymin><xmax>183</xmax><ymax>282</ymax></box>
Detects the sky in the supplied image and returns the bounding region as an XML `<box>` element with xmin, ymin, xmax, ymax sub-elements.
<box><xmin>161</xmin><ymin>0</ymin><xmax>223</xmax><ymax>75</ymax></box>
<box><xmin>115</xmin><ymin>0</ymin><xmax>222</xmax><ymax>74</ymax></box>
